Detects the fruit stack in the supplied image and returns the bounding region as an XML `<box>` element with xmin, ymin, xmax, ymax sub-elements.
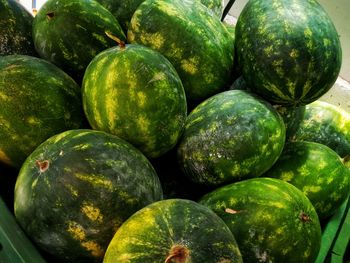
<box><xmin>0</xmin><ymin>0</ymin><xmax>349</xmax><ymax>262</ymax></box>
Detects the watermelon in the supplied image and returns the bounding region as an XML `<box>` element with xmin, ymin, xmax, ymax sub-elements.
<box><xmin>0</xmin><ymin>55</ymin><xmax>84</xmax><ymax>169</ymax></box>
<box><xmin>264</xmin><ymin>141</ymin><xmax>350</xmax><ymax>220</ymax></box>
<box><xmin>82</xmin><ymin>44</ymin><xmax>187</xmax><ymax>158</ymax></box>
<box><xmin>200</xmin><ymin>177</ymin><xmax>322</xmax><ymax>263</ymax></box>
<box><xmin>128</xmin><ymin>0</ymin><xmax>234</xmax><ymax>101</ymax></box>
<box><xmin>286</xmin><ymin>100</ymin><xmax>350</xmax><ymax>158</ymax></box>
<box><xmin>0</xmin><ymin>0</ymin><xmax>37</xmax><ymax>56</ymax></box>
<box><xmin>103</xmin><ymin>199</ymin><xmax>243</xmax><ymax>262</ymax></box>
<box><xmin>235</xmin><ymin>0</ymin><xmax>342</xmax><ymax>106</ymax></box>
<box><xmin>33</xmin><ymin>0</ymin><xmax>126</xmax><ymax>81</ymax></box>
<box><xmin>177</xmin><ymin>90</ymin><xmax>286</xmax><ymax>185</ymax></box>
<box><xmin>275</xmin><ymin>104</ymin><xmax>306</xmax><ymax>139</ymax></box>
<box><xmin>96</xmin><ymin>0</ymin><xmax>224</xmax><ymax>32</ymax></box>
<box><xmin>14</xmin><ymin>129</ymin><xmax>163</xmax><ymax>262</ymax></box>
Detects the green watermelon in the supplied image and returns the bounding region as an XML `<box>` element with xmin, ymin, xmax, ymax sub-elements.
<box><xmin>200</xmin><ymin>177</ymin><xmax>322</xmax><ymax>263</ymax></box>
<box><xmin>275</xmin><ymin>104</ymin><xmax>306</xmax><ymax>139</ymax></box>
<box><xmin>103</xmin><ymin>199</ymin><xmax>243</xmax><ymax>262</ymax></box>
<box><xmin>265</xmin><ymin>141</ymin><xmax>350</xmax><ymax>220</ymax></box>
<box><xmin>0</xmin><ymin>55</ymin><xmax>84</xmax><ymax>169</ymax></box>
<box><xmin>235</xmin><ymin>0</ymin><xmax>342</xmax><ymax>106</ymax></box>
<box><xmin>14</xmin><ymin>129</ymin><xmax>163</xmax><ymax>262</ymax></box>
<box><xmin>128</xmin><ymin>0</ymin><xmax>234</xmax><ymax>101</ymax></box>
<box><xmin>82</xmin><ymin>44</ymin><xmax>187</xmax><ymax>158</ymax></box>
<box><xmin>177</xmin><ymin>90</ymin><xmax>286</xmax><ymax>185</ymax></box>
<box><xmin>286</xmin><ymin>100</ymin><xmax>350</xmax><ymax>158</ymax></box>
<box><xmin>96</xmin><ymin>0</ymin><xmax>224</xmax><ymax>32</ymax></box>
<box><xmin>0</xmin><ymin>0</ymin><xmax>37</xmax><ymax>56</ymax></box>
<box><xmin>33</xmin><ymin>0</ymin><xmax>126</xmax><ymax>81</ymax></box>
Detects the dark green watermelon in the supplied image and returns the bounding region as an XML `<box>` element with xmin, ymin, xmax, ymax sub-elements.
<box><xmin>0</xmin><ymin>0</ymin><xmax>37</xmax><ymax>56</ymax></box>
<box><xmin>33</xmin><ymin>0</ymin><xmax>126</xmax><ymax>80</ymax></box>
<box><xmin>286</xmin><ymin>100</ymin><xmax>350</xmax><ymax>158</ymax></box>
<box><xmin>103</xmin><ymin>199</ymin><xmax>243</xmax><ymax>262</ymax></box>
<box><xmin>0</xmin><ymin>55</ymin><xmax>84</xmax><ymax>169</ymax></box>
<box><xmin>265</xmin><ymin>141</ymin><xmax>350</xmax><ymax>219</ymax></box>
<box><xmin>177</xmin><ymin>90</ymin><xmax>286</xmax><ymax>185</ymax></box>
<box><xmin>14</xmin><ymin>129</ymin><xmax>163</xmax><ymax>262</ymax></box>
<box><xmin>236</xmin><ymin>0</ymin><xmax>342</xmax><ymax>106</ymax></box>
<box><xmin>82</xmin><ymin>44</ymin><xmax>187</xmax><ymax>158</ymax></box>
<box><xmin>128</xmin><ymin>0</ymin><xmax>234</xmax><ymax>101</ymax></box>
<box><xmin>200</xmin><ymin>177</ymin><xmax>322</xmax><ymax>263</ymax></box>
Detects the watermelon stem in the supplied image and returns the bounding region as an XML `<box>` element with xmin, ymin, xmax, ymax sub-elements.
<box><xmin>46</xmin><ymin>12</ymin><xmax>55</xmax><ymax>19</ymax></box>
<box><xmin>164</xmin><ymin>245</ymin><xmax>189</xmax><ymax>263</ymax></box>
<box><xmin>105</xmin><ymin>31</ymin><xmax>125</xmax><ymax>49</ymax></box>
<box><xmin>35</xmin><ymin>160</ymin><xmax>50</xmax><ymax>173</ymax></box>
<box><xmin>299</xmin><ymin>212</ymin><xmax>311</xmax><ymax>222</ymax></box>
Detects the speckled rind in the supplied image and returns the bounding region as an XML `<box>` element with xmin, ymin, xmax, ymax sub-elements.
<box><xmin>265</xmin><ymin>141</ymin><xmax>350</xmax><ymax>219</ymax></box>
<box><xmin>33</xmin><ymin>0</ymin><xmax>126</xmax><ymax>80</ymax></box>
<box><xmin>104</xmin><ymin>199</ymin><xmax>243</xmax><ymax>263</ymax></box>
<box><xmin>235</xmin><ymin>0</ymin><xmax>342</xmax><ymax>106</ymax></box>
<box><xmin>0</xmin><ymin>0</ymin><xmax>37</xmax><ymax>56</ymax></box>
<box><xmin>14</xmin><ymin>129</ymin><xmax>163</xmax><ymax>262</ymax></box>
<box><xmin>200</xmin><ymin>177</ymin><xmax>322</xmax><ymax>263</ymax></box>
<box><xmin>128</xmin><ymin>0</ymin><xmax>234</xmax><ymax>101</ymax></box>
<box><xmin>177</xmin><ymin>90</ymin><xmax>286</xmax><ymax>185</ymax></box>
<box><xmin>82</xmin><ymin>44</ymin><xmax>187</xmax><ymax>158</ymax></box>
<box><xmin>0</xmin><ymin>55</ymin><xmax>83</xmax><ymax>168</ymax></box>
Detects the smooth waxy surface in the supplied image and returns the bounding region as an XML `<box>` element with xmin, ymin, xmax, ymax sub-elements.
<box><xmin>14</xmin><ymin>129</ymin><xmax>163</xmax><ymax>262</ymax></box>
<box><xmin>265</xmin><ymin>141</ymin><xmax>350</xmax><ymax>219</ymax></box>
<box><xmin>236</xmin><ymin>0</ymin><xmax>342</xmax><ymax>106</ymax></box>
<box><xmin>128</xmin><ymin>0</ymin><xmax>234</xmax><ymax>101</ymax></box>
<box><xmin>83</xmin><ymin>44</ymin><xmax>187</xmax><ymax>158</ymax></box>
<box><xmin>177</xmin><ymin>90</ymin><xmax>286</xmax><ymax>185</ymax></box>
<box><xmin>104</xmin><ymin>199</ymin><xmax>243</xmax><ymax>263</ymax></box>
<box><xmin>33</xmin><ymin>0</ymin><xmax>126</xmax><ymax>79</ymax></box>
<box><xmin>0</xmin><ymin>55</ymin><xmax>83</xmax><ymax>168</ymax></box>
<box><xmin>200</xmin><ymin>178</ymin><xmax>322</xmax><ymax>263</ymax></box>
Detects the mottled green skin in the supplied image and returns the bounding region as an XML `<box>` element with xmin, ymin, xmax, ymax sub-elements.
<box><xmin>286</xmin><ymin>101</ymin><xmax>350</xmax><ymax>158</ymax></box>
<box><xmin>104</xmin><ymin>199</ymin><xmax>243</xmax><ymax>263</ymax></box>
<box><xmin>236</xmin><ymin>0</ymin><xmax>342</xmax><ymax>106</ymax></box>
<box><xmin>265</xmin><ymin>141</ymin><xmax>350</xmax><ymax>219</ymax></box>
<box><xmin>97</xmin><ymin>0</ymin><xmax>223</xmax><ymax>33</ymax></box>
<box><xmin>128</xmin><ymin>0</ymin><xmax>234</xmax><ymax>101</ymax></box>
<box><xmin>200</xmin><ymin>178</ymin><xmax>322</xmax><ymax>263</ymax></box>
<box><xmin>82</xmin><ymin>44</ymin><xmax>187</xmax><ymax>158</ymax></box>
<box><xmin>0</xmin><ymin>0</ymin><xmax>36</xmax><ymax>56</ymax></box>
<box><xmin>33</xmin><ymin>0</ymin><xmax>126</xmax><ymax>80</ymax></box>
<box><xmin>177</xmin><ymin>90</ymin><xmax>286</xmax><ymax>185</ymax></box>
<box><xmin>14</xmin><ymin>129</ymin><xmax>163</xmax><ymax>263</ymax></box>
<box><xmin>0</xmin><ymin>55</ymin><xmax>83</xmax><ymax>169</ymax></box>
<box><xmin>276</xmin><ymin>104</ymin><xmax>306</xmax><ymax>138</ymax></box>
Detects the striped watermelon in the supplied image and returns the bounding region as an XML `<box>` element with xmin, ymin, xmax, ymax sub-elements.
<box><xmin>104</xmin><ymin>199</ymin><xmax>243</xmax><ymax>262</ymax></box>
<box><xmin>265</xmin><ymin>141</ymin><xmax>350</xmax><ymax>219</ymax></box>
<box><xmin>0</xmin><ymin>55</ymin><xmax>83</xmax><ymax>169</ymax></box>
<box><xmin>177</xmin><ymin>90</ymin><xmax>285</xmax><ymax>185</ymax></box>
<box><xmin>236</xmin><ymin>0</ymin><xmax>342</xmax><ymax>106</ymax></box>
<box><xmin>200</xmin><ymin>178</ymin><xmax>322</xmax><ymax>263</ymax></box>
<box><xmin>286</xmin><ymin>100</ymin><xmax>350</xmax><ymax>158</ymax></box>
<box><xmin>14</xmin><ymin>129</ymin><xmax>163</xmax><ymax>262</ymax></box>
<box><xmin>82</xmin><ymin>44</ymin><xmax>187</xmax><ymax>158</ymax></box>
<box><xmin>128</xmin><ymin>0</ymin><xmax>234</xmax><ymax>101</ymax></box>
<box><xmin>33</xmin><ymin>0</ymin><xmax>126</xmax><ymax>81</ymax></box>
<box><xmin>0</xmin><ymin>0</ymin><xmax>36</xmax><ymax>56</ymax></box>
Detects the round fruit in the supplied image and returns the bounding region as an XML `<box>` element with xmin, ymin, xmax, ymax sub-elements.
<box><xmin>33</xmin><ymin>0</ymin><xmax>126</xmax><ymax>80</ymax></box>
<box><xmin>0</xmin><ymin>55</ymin><xmax>83</xmax><ymax>168</ymax></box>
<box><xmin>265</xmin><ymin>141</ymin><xmax>350</xmax><ymax>219</ymax></box>
<box><xmin>200</xmin><ymin>177</ymin><xmax>322</xmax><ymax>263</ymax></box>
<box><xmin>82</xmin><ymin>44</ymin><xmax>187</xmax><ymax>158</ymax></box>
<box><xmin>236</xmin><ymin>0</ymin><xmax>342</xmax><ymax>106</ymax></box>
<box><xmin>14</xmin><ymin>129</ymin><xmax>163</xmax><ymax>262</ymax></box>
<box><xmin>0</xmin><ymin>0</ymin><xmax>36</xmax><ymax>56</ymax></box>
<box><xmin>128</xmin><ymin>0</ymin><xmax>234</xmax><ymax>101</ymax></box>
<box><xmin>104</xmin><ymin>199</ymin><xmax>243</xmax><ymax>263</ymax></box>
<box><xmin>177</xmin><ymin>90</ymin><xmax>286</xmax><ymax>185</ymax></box>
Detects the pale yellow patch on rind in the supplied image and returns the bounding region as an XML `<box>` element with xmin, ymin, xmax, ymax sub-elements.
<box><xmin>81</xmin><ymin>201</ymin><xmax>103</xmax><ymax>223</ymax></box>
<box><xmin>74</xmin><ymin>172</ymin><xmax>113</xmax><ymax>191</ymax></box>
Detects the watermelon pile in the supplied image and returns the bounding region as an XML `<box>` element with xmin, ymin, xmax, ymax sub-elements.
<box><xmin>0</xmin><ymin>0</ymin><xmax>349</xmax><ymax>262</ymax></box>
